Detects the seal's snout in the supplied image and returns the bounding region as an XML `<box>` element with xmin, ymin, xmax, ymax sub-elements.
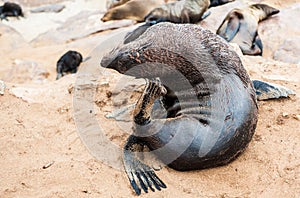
<box><xmin>101</xmin><ymin>50</ymin><xmax>128</xmax><ymax>74</ymax></box>
<box><xmin>101</xmin><ymin>14</ymin><xmax>109</xmax><ymax>22</ymax></box>
<box><xmin>100</xmin><ymin>55</ymin><xmax>113</xmax><ymax>69</ymax></box>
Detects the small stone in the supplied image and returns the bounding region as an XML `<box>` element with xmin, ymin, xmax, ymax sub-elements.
<box><xmin>282</xmin><ymin>112</ymin><xmax>289</xmax><ymax>117</ymax></box>
<box><xmin>68</xmin><ymin>84</ymin><xmax>74</xmax><ymax>94</ymax></box>
<box><xmin>293</xmin><ymin>114</ymin><xmax>300</xmax><ymax>121</ymax></box>
<box><xmin>0</xmin><ymin>80</ymin><xmax>5</xmax><ymax>95</ymax></box>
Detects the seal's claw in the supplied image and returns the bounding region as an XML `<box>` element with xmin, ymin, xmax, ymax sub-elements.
<box><xmin>124</xmin><ymin>136</ymin><xmax>166</xmax><ymax>195</ymax></box>
<box><xmin>129</xmin><ymin>172</ymin><xmax>141</xmax><ymax>195</ymax></box>
<box><xmin>145</xmin><ymin>78</ymin><xmax>167</xmax><ymax>98</ymax></box>
<box><xmin>140</xmin><ymin>171</ymin><xmax>155</xmax><ymax>192</ymax></box>
<box><xmin>128</xmin><ymin>164</ymin><xmax>166</xmax><ymax>195</ymax></box>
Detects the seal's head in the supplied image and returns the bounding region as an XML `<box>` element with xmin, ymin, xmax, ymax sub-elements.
<box><xmin>101</xmin><ymin>9</ymin><xmax>122</xmax><ymax>22</ymax></box>
<box><xmin>250</xmin><ymin>3</ymin><xmax>279</xmax><ymax>22</ymax></box>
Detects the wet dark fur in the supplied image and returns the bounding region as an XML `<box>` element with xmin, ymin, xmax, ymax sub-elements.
<box><xmin>0</xmin><ymin>2</ymin><xmax>24</xmax><ymax>20</ymax></box>
<box><xmin>101</xmin><ymin>22</ymin><xmax>258</xmax><ymax>195</ymax></box>
<box><xmin>56</xmin><ymin>50</ymin><xmax>83</xmax><ymax>80</ymax></box>
<box><xmin>209</xmin><ymin>0</ymin><xmax>234</xmax><ymax>7</ymax></box>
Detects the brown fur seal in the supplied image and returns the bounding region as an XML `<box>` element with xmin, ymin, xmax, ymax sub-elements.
<box><xmin>0</xmin><ymin>2</ymin><xmax>24</xmax><ymax>20</ymax></box>
<box><xmin>56</xmin><ymin>50</ymin><xmax>83</xmax><ymax>80</ymax></box>
<box><xmin>145</xmin><ymin>0</ymin><xmax>210</xmax><ymax>23</ymax></box>
<box><xmin>216</xmin><ymin>4</ymin><xmax>279</xmax><ymax>56</ymax></box>
<box><xmin>101</xmin><ymin>22</ymin><xmax>258</xmax><ymax>195</ymax></box>
<box><xmin>102</xmin><ymin>0</ymin><xmax>173</xmax><ymax>22</ymax></box>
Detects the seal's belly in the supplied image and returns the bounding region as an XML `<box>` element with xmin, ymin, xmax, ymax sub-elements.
<box><xmin>146</xmin><ymin>74</ymin><xmax>258</xmax><ymax>171</ymax></box>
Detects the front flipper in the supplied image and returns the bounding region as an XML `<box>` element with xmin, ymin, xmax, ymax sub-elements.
<box><xmin>250</xmin><ymin>33</ymin><xmax>263</xmax><ymax>56</ymax></box>
<box><xmin>133</xmin><ymin>78</ymin><xmax>167</xmax><ymax>125</ymax></box>
<box><xmin>243</xmin><ymin>32</ymin><xmax>263</xmax><ymax>56</ymax></box>
<box><xmin>252</xmin><ymin>80</ymin><xmax>295</xmax><ymax>101</ymax></box>
<box><xmin>217</xmin><ymin>12</ymin><xmax>241</xmax><ymax>42</ymax></box>
<box><xmin>123</xmin><ymin>135</ymin><xmax>166</xmax><ymax>195</ymax></box>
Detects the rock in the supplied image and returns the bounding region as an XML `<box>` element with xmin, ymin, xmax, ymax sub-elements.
<box><xmin>282</xmin><ymin>112</ymin><xmax>289</xmax><ymax>117</ymax></box>
<box><xmin>253</xmin><ymin>80</ymin><xmax>296</xmax><ymax>101</ymax></box>
<box><xmin>16</xmin><ymin>0</ymin><xmax>65</xmax><ymax>7</ymax></box>
<box><xmin>293</xmin><ymin>114</ymin><xmax>300</xmax><ymax>121</ymax></box>
<box><xmin>4</xmin><ymin>59</ymin><xmax>50</xmax><ymax>84</ymax></box>
<box><xmin>0</xmin><ymin>24</ymin><xmax>28</xmax><ymax>53</ymax></box>
<box><xmin>106</xmin><ymin>104</ymin><xmax>134</xmax><ymax>122</ymax></box>
<box><xmin>31</xmin><ymin>10</ymin><xmax>135</xmax><ymax>45</ymax></box>
<box><xmin>9</xmin><ymin>75</ymin><xmax>75</xmax><ymax>105</ymax></box>
<box><xmin>30</xmin><ymin>4</ymin><xmax>65</xmax><ymax>13</ymax></box>
<box><xmin>259</xmin><ymin>3</ymin><xmax>300</xmax><ymax>61</ymax></box>
<box><xmin>273</xmin><ymin>36</ymin><xmax>300</xmax><ymax>64</ymax></box>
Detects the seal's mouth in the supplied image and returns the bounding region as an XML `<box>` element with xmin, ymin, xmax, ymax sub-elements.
<box><xmin>100</xmin><ymin>54</ymin><xmax>128</xmax><ymax>74</ymax></box>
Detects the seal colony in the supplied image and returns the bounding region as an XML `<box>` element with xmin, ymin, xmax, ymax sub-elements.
<box><xmin>101</xmin><ymin>22</ymin><xmax>258</xmax><ymax>195</ymax></box>
<box><xmin>216</xmin><ymin>4</ymin><xmax>280</xmax><ymax>56</ymax></box>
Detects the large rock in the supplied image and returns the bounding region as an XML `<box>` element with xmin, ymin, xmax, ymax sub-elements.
<box><xmin>0</xmin><ymin>24</ymin><xmax>28</xmax><ymax>54</ymax></box>
<box><xmin>259</xmin><ymin>3</ymin><xmax>300</xmax><ymax>63</ymax></box>
<box><xmin>31</xmin><ymin>10</ymin><xmax>135</xmax><ymax>46</ymax></box>
<box><xmin>30</xmin><ymin>4</ymin><xmax>65</xmax><ymax>13</ymax></box>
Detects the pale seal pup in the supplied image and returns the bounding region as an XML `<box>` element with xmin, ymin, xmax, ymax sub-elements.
<box><xmin>216</xmin><ymin>4</ymin><xmax>279</xmax><ymax>56</ymax></box>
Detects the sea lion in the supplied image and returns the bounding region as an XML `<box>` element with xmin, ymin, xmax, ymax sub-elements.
<box><xmin>0</xmin><ymin>2</ymin><xmax>24</xmax><ymax>20</ymax></box>
<box><xmin>216</xmin><ymin>4</ymin><xmax>279</xmax><ymax>56</ymax></box>
<box><xmin>56</xmin><ymin>50</ymin><xmax>83</xmax><ymax>80</ymax></box>
<box><xmin>101</xmin><ymin>0</ymin><xmax>171</xmax><ymax>22</ymax></box>
<box><xmin>101</xmin><ymin>22</ymin><xmax>258</xmax><ymax>195</ymax></box>
<box><xmin>145</xmin><ymin>0</ymin><xmax>210</xmax><ymax>23</ymax></box>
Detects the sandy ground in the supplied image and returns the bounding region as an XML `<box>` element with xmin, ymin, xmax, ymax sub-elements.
<box><xmin>0</xmin><ymin>0</ymin><xmax>299</xmax><ymax>197</ymax></box>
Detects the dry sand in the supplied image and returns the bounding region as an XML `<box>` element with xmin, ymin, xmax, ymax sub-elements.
<box><xmin>0</xmin><ymin>0</ymin><xmax>299</xmax><ymax>197</ymax></box>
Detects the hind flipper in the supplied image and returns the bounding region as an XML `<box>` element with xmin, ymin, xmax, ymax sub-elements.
<box><xmin>123</xmin><ymin>135</ymin><xmax>166</xmax><ymax>195</ymax></box>
<box><xmin>252</xmin><ymin>80</ymin><xmax>295</xmax><ymax>101</ymax></box>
